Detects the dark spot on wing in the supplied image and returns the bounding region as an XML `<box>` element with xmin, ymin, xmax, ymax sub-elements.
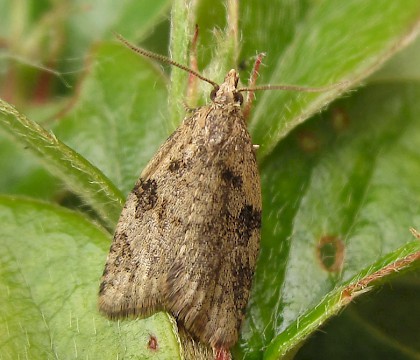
<box><xmin>98</xmin><ymin>281</ymin><xmax>106</xmax><ymax>295</ymax></box>
<box><xmin>109</xmin><ymin>231</ymin><xmax>133</xmax><ymax>268</ymax></box>
<box><xmin>133</xmin><ymin>178</ymin><xmax>158</xmax><ymax>215</ymax></box>
<box><xmin>168</xmin><ymin>159</ymin><xmax>181</xmax><ymax>172</ymax></box>
<box><xmin>102</xmin><ymin>266</ymin><xmax>109</xmax><ymax>277</ymax></box>
<box><xmin>236</xmin><ymin>205</ymin><xmax>261</xmax><ymax>246</ymax></box>
<box><xmin>157</xmin><ymin>199</ymin><xmax>167</xmax><ymax>221</ymax></box>
<box><xmin>221</xmin><ymin>168</ymin><xmax>243</xmax><ymax>189</ymax></box>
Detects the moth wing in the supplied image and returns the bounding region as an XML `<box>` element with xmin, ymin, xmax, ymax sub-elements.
<box><xmin>98</xmin><ymin>123</ymin><xmax>191</xmax><ymax>317</ymax></box>
<box><xmin>99</xmin><ymin>106</ymin><xmax>261</xmax><ymax>349</ymax></box>
<box><xmin>163</xmin><ymin>110</ymin><xmax>262</xmax><ymax>348</ymax></box>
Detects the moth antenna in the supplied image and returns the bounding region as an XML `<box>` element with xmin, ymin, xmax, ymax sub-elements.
<box><xmin>238</xmin><ymin>81</ymin><xmax>350</xmax><ymax>93</ymax></box>
<box><xmin>114</xmin><ymin>32</ymin><xmax>219</xmax><ymax>90</ymax></box>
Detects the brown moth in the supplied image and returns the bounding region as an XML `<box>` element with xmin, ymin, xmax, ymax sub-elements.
<box><xmin>99</xmin><ymin>37</ymin><xmax>261</xmax><ymax>352</ymax></box>
<box><xmin>99</xmin><ymin>34</ymin><xmax>346</xmax><ymax>355</ymax></box>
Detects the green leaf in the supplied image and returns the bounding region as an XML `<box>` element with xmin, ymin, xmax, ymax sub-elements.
<box><xmin>264</xmin><ymin>243</ymin><xmax>420</xmax><ymax>360</ymax></box>
<box><xmin>0</xmin><ymin>196</ymin><xmax>181</xmax><ymax>359</ymax></box>
<box><xmin>241</xmin><ymin>0</ymin><xmax>420</xmax><ymax>158</ymax></box>
<box><xmin>237</xmin><ymin>82</ymin><xmax>420</xmax><ymax>358</ymax></box>
<box><xmin>0</xmin><ymin>0</ymin><xmax>171</xmax><ymax>81</ymax></box>
<box><xmin>54</xmin><ymin>42</ymin><xmax>169</xmax><ymax>198</ymax></box>
<box><xmin>0</xmin><ymin>138</ymin><xmax>60</xmax><ymax>197</ymax></box>
<box><xmin>1</xmin><ymin>1</ymin><xmax>420</xmax><ymax>359</ymax></box>
<box><xmin>371</xmin><ymin>35</ymin><xmax>420</xmax><ymax>81</ymax></box>
<box><xmin>0</xmin><ymin>0</ymin><xmax>171</xmax><ymax>200</ymax></box>
<box><xmin>64</xmin><ymin>0</ymin><xmax>171</xmax><ymax>61</ymax></box>
<box><xmin>168</xmin><ymin>0</ymin><xmax>194</xmax><ymax>128</ymax></box>
<box><xmin>0</xmin><ymin>98</ymin><xmax>124</xmax><ymax>227</ymax></box>
<box><xmin>296</xmin><ymin>270</ymin><xmax>420</xmax><ymax>360</ymax></box>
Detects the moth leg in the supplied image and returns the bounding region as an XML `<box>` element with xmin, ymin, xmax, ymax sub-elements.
<box><xmin>186</xmin><ymin>24</ymin><xmax>200</xmax><ymax>106</ymax></box>
<box><xmin>242</xmin><ymin>52</ymin><xmax>265</xmax><ymax>121</ymax></box>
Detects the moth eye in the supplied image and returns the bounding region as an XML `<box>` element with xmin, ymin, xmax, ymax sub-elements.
<box><xmin>210</xmin><ymin>87</ymin><xmax>219</xmax><ymax>101</ymax></box>
<box><xmin>234</xmin><ymin>92</ymin><xmax>243</xmax><ymax>105</ymax></box>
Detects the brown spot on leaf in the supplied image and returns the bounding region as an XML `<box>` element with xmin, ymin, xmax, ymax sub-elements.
<box><xmin>331</xmin><ymin>107</ymin><xmax>350</xmax><ymax>132</ymax></box>
<box><xmin>148</xmin><ymin>335</ymin><xmax>158</xmax><ymax>351</ymax></box>
<box><xmin>316</xmin><ymin>235</ymin><xmax>345</xmax><ymax>272</ymax></box>
<box><xmin>297</xmin><ymin>131</ymin><xmax>321</xmax><ymax>153</ymax></box>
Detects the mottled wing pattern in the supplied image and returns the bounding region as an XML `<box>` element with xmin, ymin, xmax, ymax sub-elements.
<box><xmin>163</xmin><ymin>105</ymin><xmax>261</xmax><ymax>348</ymax></box>
<box><xmin>98</xmin><ymin>102</ymin><xmax>261</xmax><ymax>348</ymax></box>
<box><xmin>98</xmin><ymin>123</ymin><xmax>188</xmax><ymax>316</ymax></box>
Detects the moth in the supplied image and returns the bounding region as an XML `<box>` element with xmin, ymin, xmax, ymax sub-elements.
<box><xmin>99</xmin><ymin>33</ymin><xmax>344</xmax><ymax>356</ymax></box>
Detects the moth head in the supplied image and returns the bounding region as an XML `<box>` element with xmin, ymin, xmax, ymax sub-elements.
<box><xmin>210</xmin><ymin>69</ymin><xmax>243</xmax><ymax>105</ymax></box>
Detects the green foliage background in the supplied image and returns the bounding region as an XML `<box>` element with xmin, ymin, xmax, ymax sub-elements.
<box><xmin>0</xmin><ymin>1</ymin><xmax>420</xmax><ymax>359</ymax></box>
